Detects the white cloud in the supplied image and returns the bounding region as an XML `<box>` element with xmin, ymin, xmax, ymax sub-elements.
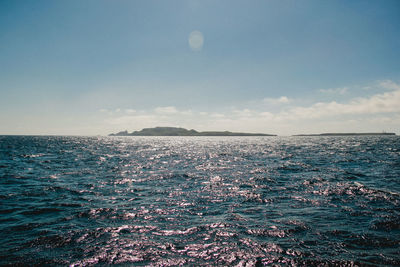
<box><xmin>292</xmin><ymin>88</ymin><xmax>400</xmax><ymax>119</ymax></box>
<box><xmin>319</xmin><ymin>87</ymin><xmax>348</xmax><ymax>95</ymax></box>
<box><xmin>154</xmin><ymin>106</ymin><xmax>178</xmax><ymax>114</ymax></box>
<box><xmin>233</xmin><ymin>109</ymin><xmax>253</xmax><ymax>117</ymax></box>
<box><xmin>263</xmin><ymin>96</ymin><xmax>291</xmax><ymax>104</ymax></box>
<box><xmin>210</xmin><ymin>113</ymin><xmax>225</xmax><ymax>118</ymax></box>
<box><xmin>125</xmin><ymin>109</ymin><xmax>136</xmax><ymax>114</ymax></box>
<box><xmin>181</xmin><ymin>110</ymin><xmax>193</xmax><ymax>115</ymax></box>
<box><xmin>379</xmin><ymin>80</ymin><xmax>400</xmax><ymax>91</ymax></box>
<box><xmin>103</xmin><ymin>81</ymin><xmax>400</xmax><ymax>135</ymax></box>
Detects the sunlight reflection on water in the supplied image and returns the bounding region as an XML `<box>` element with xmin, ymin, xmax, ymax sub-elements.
<box><xmin>0</xmin><ymin>136</ymin><xmax>399</xmax><ymax>265</ymax></box>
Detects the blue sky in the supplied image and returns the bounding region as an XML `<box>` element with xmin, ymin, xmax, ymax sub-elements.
<box><xmin>1</xmin><ymin>0</ymin><xmax>399</xmax><ymax>135</ymax></box>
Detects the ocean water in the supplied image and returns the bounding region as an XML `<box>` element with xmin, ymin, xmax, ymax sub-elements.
<box><xmin>0</xmin><ymin>135</ymin><xmax>399</xmax><ymax>266</ymax></box>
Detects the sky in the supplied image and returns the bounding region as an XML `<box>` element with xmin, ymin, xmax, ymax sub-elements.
<box><xmin>0</xmin><ymin>0</ymin><xmax>399</xmax><ymax>135</ymax></box>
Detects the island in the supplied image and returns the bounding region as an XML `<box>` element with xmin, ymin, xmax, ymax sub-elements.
<box><xmin>109</xmin><ymin>127</ymin><xmax>276</xmax><ymax>136</ymax></box>
<box><xmin>293</xmin><ymin>132</ymin><xmax>396</xmax><ymax>136</ymax></box>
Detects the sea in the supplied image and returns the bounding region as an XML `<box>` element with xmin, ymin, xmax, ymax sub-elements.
<box><xmin>0</xmin><ymin>135</ymin><xmax>399</xmax><ymax>266</ymax></box>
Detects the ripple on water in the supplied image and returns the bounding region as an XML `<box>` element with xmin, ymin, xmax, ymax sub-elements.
<box><xmin>0</xmin><ymin>135</ymin><xmax>399</xmax><ymax>265</ymax></box>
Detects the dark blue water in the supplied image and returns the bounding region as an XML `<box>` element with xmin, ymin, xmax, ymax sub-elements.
<box><xmin>0</xmin><ymin>136</ymin><xmax>399</xmax><ymax>266</ymax></box>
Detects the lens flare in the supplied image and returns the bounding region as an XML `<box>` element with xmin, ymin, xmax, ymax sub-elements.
<box><xmin>188</xmin><ymin>30</ymin><xmax>204</xmax><ymax>51</ymax></box>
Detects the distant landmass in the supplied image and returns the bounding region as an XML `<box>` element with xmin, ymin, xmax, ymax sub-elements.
<box><xmin>109</xmin><ymin>127</ymin><xmax>276</xmax><ymax>136</ymax></box>
<box><xmin>294</xmin><ymin>132</ymin><xmax>396</xmax><ymax>136</ymax></box>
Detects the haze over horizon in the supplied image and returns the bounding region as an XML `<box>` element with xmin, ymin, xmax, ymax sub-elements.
<box><xmin>1</xmin><ymin>0</ymin><xmax>399</xmax><ymax>136</ymax></box>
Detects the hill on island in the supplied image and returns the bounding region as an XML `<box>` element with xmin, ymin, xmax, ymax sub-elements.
<box><xmin>109</xmin><ymin>127</ymin><xmax>276</xmax><ymax>136</ymax></box>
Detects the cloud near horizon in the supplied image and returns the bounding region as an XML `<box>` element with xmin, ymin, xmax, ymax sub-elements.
<box><xmin>104</xmin><ymin>81</ymin><xmax>400</xmax><ymax>135</ymax></box>
<box><xmin>319</xmin><ymin>87</ymin><xmax>348</xmax><ymax>95</ymax></box>
<box><xmin>263</xmin><ymin>96</ymin><xmax>291</xmax><ymax>105</ymax></box>
<box><xmin>154</xmin><ymin>106</ymin><xmax>178</xmax><ymax>114</ymax></box>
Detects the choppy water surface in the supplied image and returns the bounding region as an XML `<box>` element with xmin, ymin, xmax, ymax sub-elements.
<box><xmin>0</xmin><ymin>136</ymin><xmax>399</xmax><ymax>266</ymax></box>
